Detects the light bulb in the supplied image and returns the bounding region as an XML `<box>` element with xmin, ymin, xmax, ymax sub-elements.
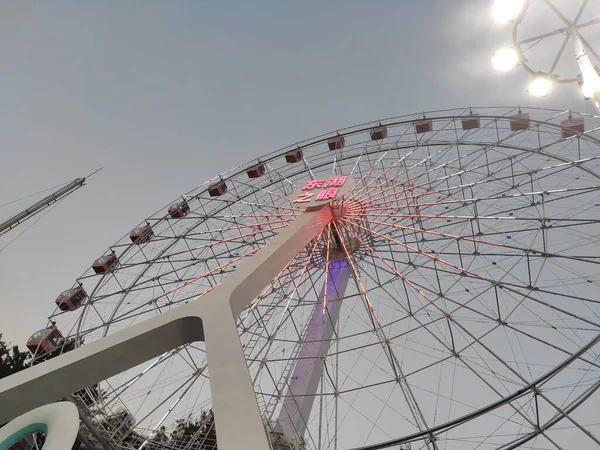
<box><xmin>580</xmin><ymin>81</ymin><xmax>597</xmax><ymax>100</ymax></box>
<box><xmin>492</xmin><ymin>47</ymin><xmax>519</xmax><ymax>71</ymax></box>
<box><xmin>493</xmin><ymin>0</ymin><xmax>525</xmax><ymax>24</ymax></box>
<box><xmin>527</xmin><ymin>76</ymin><xmax>554</xmax><ymax>97</ymax></box>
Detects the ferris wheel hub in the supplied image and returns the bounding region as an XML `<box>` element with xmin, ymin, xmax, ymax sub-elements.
<box><xmin>303</xmin><ymin>197</ymin><xmax>374</xmax><ymax>267</ymax></box>
<box><xmin>330</xmin><ymin>198</ymin><xmax>365</xmax><ymax>220</ymax></box>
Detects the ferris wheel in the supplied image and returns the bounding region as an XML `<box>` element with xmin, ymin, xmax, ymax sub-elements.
<box><xmin>31</xmin><ymin>106</ymin><xmax>600</xmax><ymax>450</ymax></box>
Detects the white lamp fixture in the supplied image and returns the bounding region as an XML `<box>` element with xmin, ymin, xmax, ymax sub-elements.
<box><xmin>579</xmin><ymin>78</ymin><xmax>597</xmax><ymax>100</ymax></box>
<box><xmin>527</xmin><ymin>75</ymin><xmax>554</xmax><ymax>97</ymax></box>
<box><xmin>573</xmin><ymin>31</ymin><xmax>600</xmax><ymax>110</ymax></box>
<box><xmin>492</xmin><ymin>47</ymin><xmax>519</xmax><ymax>71</ymax></box>
<box><xmin>493</xmin><ymin>0</ymin><xmax>525</xmax><ymax>24</ymax></box>
<box><xmin>490</xmin><ymin>1</ymin><xmax>600</xmax><ymax>114</ymax></box>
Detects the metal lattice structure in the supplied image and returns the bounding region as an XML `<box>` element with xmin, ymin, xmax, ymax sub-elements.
<box><xmin>511</xmin><ymin>0</ymin><xmax>600</xmax><ymax>83</ymax></box>
<box><xmin>0</xmin><ymin>175</ymin><xmax>93</xmax><ymax>238</ymax></box>
<box><xmin>25</xmin><ymin>106</ymin><xmax>600</xmax><ymax>449</ymax></box>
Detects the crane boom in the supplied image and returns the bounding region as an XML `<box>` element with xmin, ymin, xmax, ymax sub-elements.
<box><xmin>0</xmin><ymin>170</ymin><xmax>99</xmax><ymax>238</ymax></box>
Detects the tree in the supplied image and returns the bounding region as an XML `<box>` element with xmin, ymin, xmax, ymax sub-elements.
<box><xmin>0</xmin><ymin>334</ymin><xmax>35</xmax><ymax>446</ymax></box>
<box><xmin>0</xmin><ymin>333</ymin><xmax>31</xmax><ymax>378</ymax></box>
<box><xmin>170</xmin><ymin>411</ymin><xmax>217</xmax><ymax>450</ymax></box>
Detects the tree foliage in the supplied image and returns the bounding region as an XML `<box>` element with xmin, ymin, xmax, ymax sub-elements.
<box><xmin>114</xmin><ymin>411</ymin><xmax>217</xmax><ymax>450</ymax></box>
<box><xmin>170</xmin><ymin>411</ymin><xmax>217</xmax><ymax>450</ymax></box>
<box><xmin>0</xmin><ymin>333</ymin><xmax>31</xmax><ymax>378</ymax></box>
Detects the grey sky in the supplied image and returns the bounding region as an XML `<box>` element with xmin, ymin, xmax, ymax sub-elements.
<box><xmin>0</xmin><ymin>1</ymin><xmax>597</xmax><ymax>346</ymax></box>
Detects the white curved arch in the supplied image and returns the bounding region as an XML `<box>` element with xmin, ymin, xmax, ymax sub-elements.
<box><xmin>0</xmin><ymin>402</ymin><xmax>79</xmax><ymax>450</ymax></box>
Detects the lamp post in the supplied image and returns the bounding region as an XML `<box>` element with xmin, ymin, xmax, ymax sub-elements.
<box><xmin>491</xmin><ymin>0</ymin><xmax>600</xmax><ymax>112</ymax></box>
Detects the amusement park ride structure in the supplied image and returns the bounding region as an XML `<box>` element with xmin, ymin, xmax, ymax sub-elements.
<box><xmin>0</xmin><ymin>169</ymin><xmax>101</xmax><ymax>240</ymax></box>
<box><xmin>1</xmin><ymin>107</ymin><xmax>600</xmax><ymax>450</ymax></box>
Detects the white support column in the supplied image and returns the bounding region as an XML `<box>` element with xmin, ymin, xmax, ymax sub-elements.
<box><xmin>572</xmin><ymin>29</ymin><xmax>600</xmax><ymax>114</ymax></box>
<box><xmin>275</xmin><ymin>258</ymin><xmax>351</xmax><ymax>445</ymax></box>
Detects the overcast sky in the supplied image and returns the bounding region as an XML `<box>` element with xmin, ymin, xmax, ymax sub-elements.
<box><xmin>1</xmin><ymin>0</ymin><xmax>599</xmax><ymax>346</ymax></box>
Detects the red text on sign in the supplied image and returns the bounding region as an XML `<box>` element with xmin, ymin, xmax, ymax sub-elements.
<box><xmin>303</xmin><ymin>176</ymin><xmax>348</xmax><ymax>191</ymax></box>
<box><xmin>293</xmin><ymin>192</ymin><xmax>314</xmax><ymax>203</ymax></box>
<box><xmin>315</xmin><ymin>188</ymin><xmax>339</xmax><ymax>201</ymax></box>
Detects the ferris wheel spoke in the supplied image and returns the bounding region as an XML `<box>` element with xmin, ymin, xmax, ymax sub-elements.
<box><xmin>366</xmin><ymin>153</ymin><xmax>597</xmax><ymax>213</ymax></box>
<box><xmin>264</xmin><ymin>162</ymin><xmax>301</xmax><ymax>192</ymax></box>
<box><xmin>351</xmin><ymin>144</ymin><xmax>460</xmax><ymax>204</ymax></box>
<box><xmin>91</xmin><ymin>224</ymin><xmax>287</xmax><ymax>277</ymax></box>
<box><xmin>337</xmin><ymin>220</ymin><xmax>443</xmax><ymax>314</ymax></box>
<box><xmin>243</xmin><ymin>235</ymin><xmax>318</xmax><ymax>316</ymax></box>
<box><xmin>359</xmin><ymin>216</ymin><xmax>516</xmax><ymax>254</ymax></box>
<box><xmin>550</xmin><ymin>34</ymin><xmax>571</xmax><ymax>75</ymax></box>
<box><xmin>343</xmin><ymin>217</ymin><xmax>486</xmax><ymax>286</ymax></box>
<box><xmin>91</xmin><ymin>284</ymin><xmax>219</xmax><ymax>335</ymax></box>
<box><xmin>246</xmin><ymin>248</ymin><xmax>327</xmax><ymax>405</ymax></box>
<box><xmin>367</xmin><ymin>201</ymin><xmax>600</xmax><ymax>244</ymax></box>
<box><xmin>350</xmin><ymin>142</ymin><xmax>449</xmax><ymax>204</ymax></box>
<box><xmin>516</xmin><ymin>27</ymin><xmax>569</xmax><ymax>47</ymax></box>
<box><xmin>332</xmin><ymin>222</ymin><xmax>440</xmax><ymax>448</ymax></box>
<box><xmin>576</xmin><ymin>17</ymin><xmax>600</xmax><ymax>30</ymax></box>
<box><xmin>352</xmin><ymin>137</ymin><xmax>526</xmax><ymax>208</ymax></box>
<box><xmin>347</xmin><ymin>149</ymin><xmax>398</xmax><ymax>200</ymax></box>
<box><xmin>92</xmin><ymin>262</ymin><xmax>223</xmax><ymax>322</ymax></box>
<box><xmin>365</xmin><ymin>242</ymin><xmax>600</xmax><ymax>370</ymax></box>
<box><xmin>499</xmin><ymin>282</ymin><xmax>600</xmax><ymax>330</ymax></box>
<box><xmin>366</xmin><ymin>186</ymin><xmax>600</xmax><ymax>215</ymax></box>
<box><xmin>355</xmin><ymin>262</ymin><xmax>545</xmax><ymax>445</ymax></box>
<box><xmin>132</xmin><ymin>372</ymin><xmax>202</xmax><ymax>432</ymax></box>
<box><xmin>239</xmin><ymin>199</ymin><xmax>302</xmax><ymax>214</ymax></box>
<box><xmin>227</xmin><ymin>177</ymin><xmax>300</xmax><ymax>209</ymax></box>
<box><xmin>102</xmin><ymin>349</ymin><xmax>183</xmax><ymax>409</ymax></box>
<box><xmin>544</xmin><ymin>0</ymin><xmax>574</xmax><ymax>27</ymax></box>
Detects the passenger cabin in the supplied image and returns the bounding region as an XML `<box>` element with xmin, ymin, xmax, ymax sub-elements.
<box><xmin>246</xmin><ymin>163</ymin><xmax>265</xmax><ymax>179</ymax></box>
<box><xmin>208</xmin><ymin>180</ymin><xmax>227</xmax><ymax>197</ymax></box>
<box><xmin>415</xmin><ymin>119</ymin><xmax>433</xmax><ymax>134</ymax></box>
<box><xmin>129</xmin><ymin>224</ymin><xmax>154</xmax><ymax>244</ymax></box>
<box><xmin>55</xmin><ymin>286</ymin><xmax>87</xmax><ymax>311</ymax></box>
<box><xmin>370</xmin><ymin>125</ymin><xmax>388</xmax><ymax>141</ymax></box>
<box><xmin>285</xmin><ymin>149</ymin><xmax>303</xmax><ymax>163</ymax></box>
<box><xmin>461</xmin><ymin>115</ymin><xmax>481</xmax><ymax>130</ymax></box>
<box><xmin>92</xmin><ymin>252</ymin><xmax>118</xmax><ymax>274</ymax></box>
<box><xmin>510</xmin><ymin>113</ymin><xmax>530</xmax><ymax>131</ymax></box>
<box><xmin>168</xmin><ymin>200</ymin><xmax>190</xmax><ymax>218</ymax></box>
<box><xmin>560</xmin><ymin>117</ymin><xmax>585</xmax><ymax>138</ymax></box>
<box><xmin>26</xmin><ymin>323</ymin><xmax>63</xmax><ymax>356</ymax></box>
<box><xmin>327</xmin><ymin>135</ymin><xmax>345</xmax><ymax>151</ymax></box>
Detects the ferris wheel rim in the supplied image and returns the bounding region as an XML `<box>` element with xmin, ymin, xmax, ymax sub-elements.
<box><xmin>39</xmin><ymin>105</ymin><xmax>600</xmax><ymax>450</ymax></box>
<box><xmin>64</xmin><ymin>106</ymin><xmax>600</xmax><ymax>329</ymax></box>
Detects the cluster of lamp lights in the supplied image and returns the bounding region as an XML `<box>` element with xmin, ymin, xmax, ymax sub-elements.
<box><xmin>491</xmin><ymin>0</ymin><xmax>600</xmax><ymax>107</ymax></box>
